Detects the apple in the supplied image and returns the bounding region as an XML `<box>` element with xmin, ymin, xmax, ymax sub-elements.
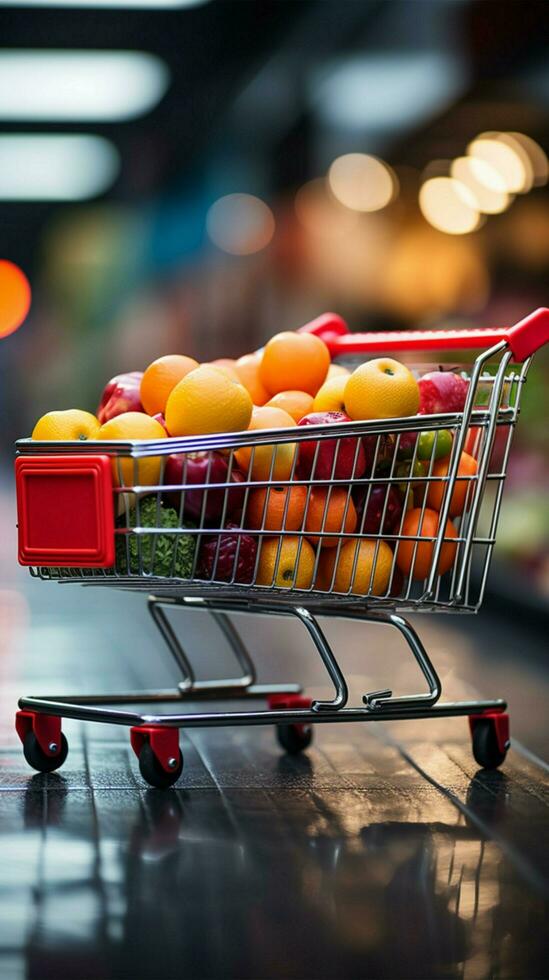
<box><xmin>418</xmin><ymin>371</ymin><xmax>468</xmax><ymax>415</ymax></box>
<box><xmin>163</xmin><ymin>451</ymin><xmax>245</xmax><ymax>524</ymax></box>
<box><xmin>354</xmin><ymin>484</ymin><xmax>403</xmax><ymax>535</ymax></box>
<box><xmin>197</xmin><ymin>524</ymin><xmax>258</xmax><ymax>583</ymax></box>
<box><xmin>297</xmin><ymin>411</ymin><xmax>366</xmax><ymax>481</ymax></box>
<box><xmin>97</xmin><ymin>371</ymin><xmax>144</xmax><ymax>424</ymax></box>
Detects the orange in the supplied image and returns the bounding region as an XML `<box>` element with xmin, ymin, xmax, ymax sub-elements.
<box><xmin>316</xmin><ymin>539</ymin><xmax>393</xmax><ymax>596</ymax></box>
<box><xmin>235</xmin><ymin>352</ymin><xmax>270</xmax><ymax>405</ymax></box>
<box><xmin>328</xmin><ymin>363</ymin><xmax>350</xmax><ymax>379</ymax></box>
<box><xmin>165</xmin><ymin>366</ymin><xmax>252</xmax><ymax>437</ymax></box>
<box><xmin>344</xmin><ymin>358</ymin><xmax>419</xmax><ymax>420</ymax></box>
<box><xmin>256</xmin><ymin>536</ymin><xmax>316</xmax><ymax>589</ymax></box>
<box><xmin>245</xmin><ymin>485</ymin><xmax>307</xmax><ymax>531</ymax></box>
<box><xmin>32</xmin><ymin>409</ymin><xmax>100</xmax><ymax>441</ymax></box>
<box><xmin>234</xmin><ymin>405</ymin><xmax>296</xmax><ymax>481</ymax></box>
<box><xmin>259</xmin><ymin>331</ymin><xmax>330</xmax><ymax>396</ymax></box>
<box><xmin>312</xmin><ymin>375</ymin><xmax>347</xmax><ymax>413</ymax></box>
<box><xmin>140</xmin><ymin>354</ymin><xmax>199</xmax><ymax>416</ymax></box>
<box><xmin>427</xmin><ymin>452</ymin><xmax>478</xmax><ymax>517</ymax></box>
<box><xmin>266</xmin><ymin>390</ymin><xmax>314</xmax><ymax>422</ymax></box>
<box><xmin>305</xmin><ymin>488</ymin><xmax>357</xmax><ymax>547</ymax></box>
<box><xmin>204</xmin><ymin>358</ymin><xmax>241</xmax><ymax>381</ymax></box>
<box><xmin>396</xmin><ymin>508</ymin><xmax>458</xmax><ymax>581</ymax></box>
<box><xmin>97</xmin><ymin>412</ymin><xmax>167</xmax><ymax>488</ymax></box>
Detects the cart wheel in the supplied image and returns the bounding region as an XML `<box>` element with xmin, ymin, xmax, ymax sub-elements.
<box><xmin>471</xmin><ymin>719</ymin><xmax>507</xmax><ymax>769</ymax></box>
<box><xmin>276</xmin><ymin>723</ymin><xmax>313</xmax><ymax>755</ymax></box>
<box><xmin>23</xmin><ymin>731</ymin><xmax>68</xmax><ymax>774</ymax></box>
<box><xmin>138</xmin><ymin>742</ymin><xmax>183</xmax><ymax>789</ymax></box>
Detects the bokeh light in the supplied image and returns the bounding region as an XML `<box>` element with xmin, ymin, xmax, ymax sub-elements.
<box><xmin>0</xmin><ymin>260</ymin><xmax>31</xmax><ymax>338</ymax></box>
<box><xmin>419</xmin><ymin>177</ymin><xmax>482</xmax><ymax>234</ymax></box>
<box><xmin>206</xmin><ymin>193</ymin><xmax>275</xmax><ymax>255</ymax></box>
<box><xmin>507</xmin><ymin>132</ymin><xmax>548</xmax><ymax>187</ymax></box>
<box><xmin>294</xmin><ymin>178</ymin><xmax>359</xmax><ymax>239</ymax></box>
<box><xmin>450</xmin><ymin>156</ymin><xmax>511</xmax><ymax>214</ymax></box>
<box><xmin>328</xmin><ymin>153</ymin><xmax>397</xmax><ymax>212</ymax></box>
<box><xmin>467</xmin><ymin>133</ymin><xmax>531</xmax><ymax>193</ymax></box>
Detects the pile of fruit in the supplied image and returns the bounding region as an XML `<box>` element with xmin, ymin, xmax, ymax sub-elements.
<box><xmin>31</xmin><ymin>329</ymin><xmax>478</xmax><ymax>593</ymax></box>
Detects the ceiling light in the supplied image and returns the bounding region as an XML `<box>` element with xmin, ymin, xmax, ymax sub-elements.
<box><xmin>450</xmin><ymin>157</ymin><xmax>511</xmax><ymax>214</ymax></box>
<box><xmin>0</xmin><ymin>0</ymin><xmax>207</xmax><ymax>7</ymax></box>
<box><xmin>419</xmin><ymin>177</ymin><xmax>482</xmax><ymax>235</ymax></box>
<box><xmin>0</xmin><ymin>135</ymin><xmax>120</xmax><ymax>201</ymax></box>
<box><xmin>313</xmin><ymin>54</ymin><xmax>464</xmax><ymax>133</ymax></box>
<box><xmin>328</xmin><ymin>154</ymin><xmax>397</xmax><ymax>212</ymax></box>
<box><xmin>467</xmin><ymin>134</ymin><xmax>530</xmax><ymax>193</ymax></box>
<box><xmin>206</xmin><ymin>194</ymin><xmax>275</xmax><ymax>255</ymax></box>
<box><xmin>0</xmin><ymin>50</ymin><xmax>169</xmax><ymax>122</ymax></box>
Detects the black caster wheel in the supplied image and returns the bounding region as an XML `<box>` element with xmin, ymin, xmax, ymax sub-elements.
<box><xmin>23</xmin><ymin>731</ymin><xmax>68</xmax><ymax>774</ymax></box>
<box><xmin>471</xmin><ymin>719</ymin><xmax>507</xmax><ymax>769</ymax></box>
<box><xmin>276</xmin><ymin>723</ymin><xmax>313</xmax><ymax>755</ymax></box>
<box><xmin>138</xmin><ymin>742</ymin><xmax>183</xmax><ymax>789</ymax></box>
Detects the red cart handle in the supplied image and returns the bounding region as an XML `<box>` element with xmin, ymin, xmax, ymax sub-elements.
<box><xmin>299</xmin><ymin>308</ymin><xmax>549</xmax><ymax>363</ymax></box>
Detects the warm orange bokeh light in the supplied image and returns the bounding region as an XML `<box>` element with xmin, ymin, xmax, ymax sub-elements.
<box><xmin>0</xmin><ymin>260</ymin><xmax>31</xmax><ymax>338</ymax></box>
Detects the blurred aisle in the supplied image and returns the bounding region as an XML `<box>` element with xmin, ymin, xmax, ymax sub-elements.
<box><xmin>1</xmin><ymin>484</ymin><xmax>548</xmax><ymax>979</ymax></box>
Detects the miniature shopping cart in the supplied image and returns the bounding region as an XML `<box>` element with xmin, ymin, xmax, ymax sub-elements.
<box><xmin>14</xmin><ymin>309</ymin><xmax>549</xmax><ymax>788</ymax></box>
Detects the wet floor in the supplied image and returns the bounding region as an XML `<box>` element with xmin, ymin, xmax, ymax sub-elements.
<box><xmin>0</xmin><ymin>493</ymin><xmax>548</xmax><ymax>980</ymax></box>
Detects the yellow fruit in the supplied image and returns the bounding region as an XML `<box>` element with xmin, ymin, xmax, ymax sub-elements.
<box><xmin>140</xmin><ymin>354</ymin><xmax>199</xmax><ymax>416</ymax></box>
<box><xmin>328</xmin><ymin>363</ymin><xmax>350</xmax><ymax>379</ymax></box>
<box><xmin>316</xmin><ymin>539</ymin><xmax>393</xmax><ymax>596</ymax></box>
<box><xmin>344</xmin><ymin>358</ymin><xmax>419</xmax><ymax>420</ymax></box>
<box><xmin>256</xmin><ymin>536</ymin><xmax>316</xmax><ymax>589</ymax></box>
<box><xmin>313</xmin><ymin>375</ymin><xmax>347</xmax><ymax>413</ymax></box>
<box><xmin>234</xmin><ymin>405</ymin><xmax>296</xmax><ymax>481</ymax></box>
<box><xmin>165</xmin><ymin>366</ymin><xmax>252</xmax><ymax>437</ymax></box>
<box><xmin>32</xmin><ymin>409</ymin><xmax>100</xmax><ymax>441</ymax></box>
<box><xmin>97</xmin><ymin>412</ymin><xmax>167</xmax><ymax>487</ymax></box>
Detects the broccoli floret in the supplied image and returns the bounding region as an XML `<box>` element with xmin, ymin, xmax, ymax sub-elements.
<box><xmin>116</xmin><ymin>497</ymin><xmax>196</xmax><ymax>579</ymax></box>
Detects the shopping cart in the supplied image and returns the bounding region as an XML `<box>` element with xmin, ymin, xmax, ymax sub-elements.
<box><xmin>14</xmin><ymin>309</ymin><xmax>549</xmax><ymax>788</ymax></box>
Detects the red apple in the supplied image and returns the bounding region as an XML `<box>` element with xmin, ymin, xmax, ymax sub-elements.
<box><xmin>354</xmin><ymin>484</ymin><xmax>404</xmax><ymax>535</ymax></box>
<box><xmin>97</xmin><ymin>371</ymin><xmax>144</xmax><ymax>423</ymax></box>
<box><xmin>297</xmin><ymin>411</ymin><xmax>366</xmax><ymax>481</ymax></box>
<box><xmin>197</xmin><ymin>524</ymin><xmax>258</xmax><ymax>583</ymax></box>
<box><xmin>418</xmin><ymin>371</ymin><xmax>469</xmax><ymax>415</ymax></box>
<box><xmin>164</xmin><ymin>452</ymin><xmax>245</xmax><ymax>524</ymax></box>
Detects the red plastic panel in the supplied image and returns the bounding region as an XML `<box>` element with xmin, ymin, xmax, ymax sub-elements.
<box><xmin>15</xmin><ymin>710</ymin><xmax>62</xmax><ymax>756</ymax></box>
<box><xmin>15</xmin><ymin>454</ymin><xmax>115</xmax><ymax>567</ymax></box>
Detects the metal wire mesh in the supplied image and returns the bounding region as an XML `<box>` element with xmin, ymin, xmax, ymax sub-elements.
<box><xmin>21</xmin><ymin>345</ymin><xmax>530</xmax><ymax>613</ymax></box>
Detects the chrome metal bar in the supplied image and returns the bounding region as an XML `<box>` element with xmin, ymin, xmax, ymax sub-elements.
<box><xmin>17</xmin><ymin>694</ymin><xmax>507</xmax><ymax>728</ymax></box>
<box><xmin>454</xmin><ymin>349</ymin><xmax>513</xmax><ymax>601</ymax></box>
<box><xmin>25</xmin><ymin>682</ymin><xmax>301</xmax><ymax>707</ymax></box>
<box><xmin>148</xmin><ymin>597</ymin><xmax>257</xmax><ymax>695</ymax></box>
<box><xmin>361</xmin><ymin>612</ymin><xmax>441</xmax><ymax>709</ymax></box>
<box><xmin>208</xmin><ymin>611</ymin><xmax>257</xmax><ymax>687</ymax></box>
<box><xmin>148</xmin><ymin>597</ymin><xmax>195</xmax><ymax>690</ymax></box>
<box><xmin>292</xmin><ymin>606</ymin><xmax>348</xmax><ymax>711</ymax></box>
<box><xmin>425</xmin><ymin>341</ymin><xmax>507</xmax><ymax>597</ymax></box>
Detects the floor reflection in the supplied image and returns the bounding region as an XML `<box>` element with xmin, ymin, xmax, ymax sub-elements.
<box><xmin>14</xmin><ymin>768</ymin><xmax>547</xmax><ymax>980</ymax></box>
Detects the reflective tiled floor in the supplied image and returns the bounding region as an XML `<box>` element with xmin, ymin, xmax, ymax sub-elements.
<box><xmin>0</xmin><ymin>493</ymin><xmax>548</xmax><ymax>979</ymax></box>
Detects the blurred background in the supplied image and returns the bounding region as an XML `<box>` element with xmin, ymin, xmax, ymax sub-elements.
<box><xmin>1</xmin><ymin>0</ymin><xmax>548</xmax><ymax>606</ymax></box>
